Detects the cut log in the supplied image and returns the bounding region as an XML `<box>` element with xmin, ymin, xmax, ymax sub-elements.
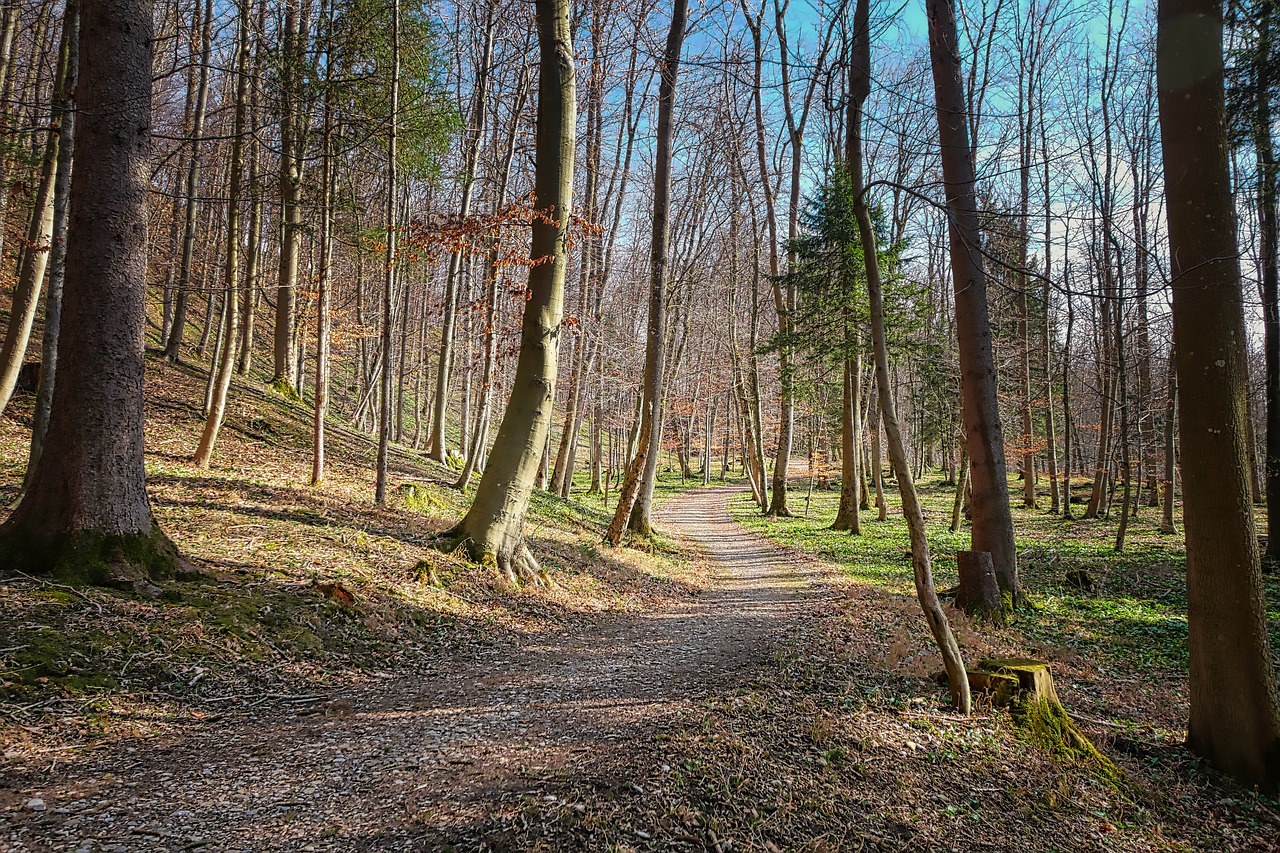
<box><xmin>956</xmin><ymin>550</ymin><xmax>1002</xmax><ymax>617</ymax></box>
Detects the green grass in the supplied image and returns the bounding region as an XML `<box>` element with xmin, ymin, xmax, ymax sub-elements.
<box><xmin>732</xmin><ymin>473</ymin><xmax>1280</xmax><ymax>679</ymax></box>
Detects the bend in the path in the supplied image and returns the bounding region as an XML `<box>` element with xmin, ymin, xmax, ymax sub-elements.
<box><xmin>1</xmin><ymin>486</ymin><xmax>837</xmax><ymax>851</ymax></box>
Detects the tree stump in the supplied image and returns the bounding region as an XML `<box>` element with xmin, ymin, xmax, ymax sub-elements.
<box><xmin>956</xmin><ymin>550</ymin><xmax>1002</xmax><ymax>617</ymax></box>
<box><xmin>968</xmin><ymin>658</ymin><xmax>1124</xmax><ymax>787</ymax></box>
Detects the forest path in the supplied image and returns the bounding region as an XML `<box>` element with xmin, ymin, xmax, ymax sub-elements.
<box><xmin>3</xmin><ymin>486</ymin><xmax>840</xmax><ymax>852</ymax></box>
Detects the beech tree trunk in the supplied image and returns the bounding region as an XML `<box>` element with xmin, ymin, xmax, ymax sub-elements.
<box><xmin>164</xmin><ymin>0</ymin><xmax>212</xmax><ymax>363</ymax></box>
<box><xmin>375</xmin><ymin>0</ymin><xmax>400</xmax><ymax>505</ymax></box>
<box><xmin>1156</xmin><ymin>0</ymin><xmax>1280</xmax><ymax>793</ymax></box>
<box><xmin>192</xmin><ymin>0</ymin><xmax>250</xmax><ymax>470</ymax></box>
<box><xmin>606</xmin><ymin>0</ymin><xmax>687</xmax><ymax>545</ymax></box>
<box><xmin>443</xmin><ymin>0</ymin><xmax>574</xmax><ymax>583</ymax></box>
<box><xmin>926</xmin><ymin>0</ymin><xmax>1020</xmax><ymax>604</ymax></box>
<box><xmin>274</xmin><ymin>0</ymin><xmax>307</xmax><ymax>391</ymax></box>
<box><xmin>21</xmin><ymin>0</ymin><xmax>76</xmax><ymax>492</ymax></box>
<box><xmin>0</xmin><ymin>0</ymin><xmax>74</xmax><ymax>412</ymax></box>
<box><xmin>0</xmin><ymin>0</ymin><xmax>177</xmax><ymax>581</ymax></box>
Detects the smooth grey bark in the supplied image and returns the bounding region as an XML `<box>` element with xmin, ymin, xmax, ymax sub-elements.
<box><xmin>606</xmin><ymin>0</ymin><xmax>688</xmax><ymax>545</ymax></box>
<box><xmin>20</xmin><ymin>0</ymin><xmax>77</xmax><ymax>494</ymax></box>
<box><xmin>164</xmin><ymin>0</ymin><xmax>212</xmax><ymax>362</ymax></box>
<box><xmin>442</xmin><ymin>0</ymin><xmax>575</xmax><ymax>583</ymax></box>
<box><xmin>0</xmin><ymin>5</ymin><xmax>75</xmax><ymax>412</ymax></box>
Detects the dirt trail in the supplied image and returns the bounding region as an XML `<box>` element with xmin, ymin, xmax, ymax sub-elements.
<box><xmin>2</xmin><ymin>487</ymin><xmax>836</xmax><ymax>852</ymax></box>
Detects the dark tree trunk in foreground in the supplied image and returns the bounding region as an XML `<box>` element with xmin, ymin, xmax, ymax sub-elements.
<box><xmin>926</xmin><ymin>0</ymin><xmax>1020</xmax><ymax>605</ymax></box>
<box><xmin>1157</xmin><ymin>0</ymin><xmax>1280</xmax><ymax>793</ymax></box>
<box><xmin>0</xmin><ymin>0</ymin><xmax>177</xmax><ymax>582</ymax></box>
<box><xmin>442</xmin><ymin>0</ymin><xmax>575</xmax><ymax>583</ymax></box>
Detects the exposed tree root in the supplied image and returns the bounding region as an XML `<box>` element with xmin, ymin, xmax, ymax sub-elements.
<box><xmin>432</xmin><ymin>525</ymin><xmax>552</xmax><ymax>589</ymax></box>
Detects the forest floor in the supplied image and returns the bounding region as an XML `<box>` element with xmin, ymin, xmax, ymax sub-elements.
<box><xmin>1</xmin><ymin>357</ymin><xmax>1278</xmax><ymax>851</ymax></box>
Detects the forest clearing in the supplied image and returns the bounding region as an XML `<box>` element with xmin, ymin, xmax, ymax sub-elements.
<box><xmin>0</xmin><ymin>0</ymin><xmax>1278</xmax><ymax>847</ymax></box>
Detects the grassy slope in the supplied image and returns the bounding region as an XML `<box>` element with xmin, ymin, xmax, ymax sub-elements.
<box><xmin>0</xmin><ymin>355</ymin><xmax>705</xmax><ymax>748</ymax></box>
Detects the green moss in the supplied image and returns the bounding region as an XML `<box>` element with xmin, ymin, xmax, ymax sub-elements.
<box><xmin>1011</xmin><ymin>696</ymin><xmax>1125</xmax><ymax>789</ymax></box>
<box><xmin>401</xmin><ymin>482</ymin><xmax>446</xmax><ymax>513</ymax></box>
<box><xmin>1</xmin><ymin>628</ymin><xmax>119</xmax><ymax>699</ymax></box>
<box><xmin>268</xmin><ymin>377</ymin><xmax>302</xmax><ymax>401</ymax></box>
<box><xmin>0</xmin><ymin>526</ymin><xmax>178</xmax><ymax>586</ymax></box>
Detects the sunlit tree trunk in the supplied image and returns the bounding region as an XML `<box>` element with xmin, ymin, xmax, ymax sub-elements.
<box><xmin>443</xmin><ymin>0</ymin><xmax>574</xmax><ymax>582</ymax></box>
<box><xmin>0</xmin><ymin>0</ymin><xmax>75</xmax><ymax>412</ymax></box>
<box><xmin>375</xmin><ymin>0</ymin><xmax>400</xmax><ymax>505</ymax></box>
<box><xmin>192</xmin><ymin>0</ymin><xmax>250</xmax><ymax>470</ymax></box>
<box><xmin>164</xmin><ymin>0</ymin><xmax>212</xmax><ymax>363</ymax></box>
<box><xmin>20</xmin><ymin>0</ymin><xmax>77</xmax><ymax>493</ymax></box>
<box><xmin>606</xmin><ymin>0</ymin><xmax>687</xmax><ymax>545</ymax></box>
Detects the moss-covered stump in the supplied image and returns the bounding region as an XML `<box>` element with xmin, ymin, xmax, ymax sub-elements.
<box><xmin>1011</xmin><ymin>695</ymin><xmax>1125</xmax><ymax>787</ymax></box>
<box><xmin>966</xmin><ymin>669</ymin><xmax>1020</xmax><ymax>706</ymax></box>
<box><xmin>976</xmin><ymin>658</ymin><xmax>1060</xmax><ymax>706</ymax></box>
<box><xmin>973</xmin><ymin>658</ymin><xmax>1125</xmax><ymax>788</ymax></box>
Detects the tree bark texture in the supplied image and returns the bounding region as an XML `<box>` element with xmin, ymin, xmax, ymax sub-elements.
<box><xmin>0</xmin><ymin>0</ymin><xmax>176</xmax><ymax>581</ymax></box>
<box><xmin>1156</xmin><ymin>0</ymin><xmax>1280</xmax><ymax>793</ymax></box>
<box><xmin>445</xmin><ymin>0</ymin><xmax>575</xmax><ymax>583</ymax></box>
<box><xmin>926</xmin><ymin>0</ymin><xmax>1020</xmax><ymax>605</ymax></box>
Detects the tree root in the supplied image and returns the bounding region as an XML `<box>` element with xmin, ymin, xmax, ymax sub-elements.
<box><xmin>431</xmin><ymin>526</ymin><xmax>552</xmax><ymax>589</ymax></box>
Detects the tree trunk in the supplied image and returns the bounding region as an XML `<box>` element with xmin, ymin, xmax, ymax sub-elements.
<box><xmin>1156</xmin><ymin>0</ymin><xmax>1280</xmax><ymax>792</ymax></box>
<box><xmin>375</xmin><ymin>9</ymin><xmax>400</xmax><ymax>506</ymax></box>
<box><xmin>311</xmin><ymin>4</ymin><xmax>335</xmax><ymax>487</ymax></box>
<box><xmin>926</xmin><ymin>0</ymin><xmax>1020</xmax><ymax>604</ymax></box>
<box><xmin>833</xmin><ymin>348</ymin><xmax>862</xmax><ymax>532</ymax></box>
<box><xmin>430</xmin><ymin>9</ymin><xmax>495</xmax><ymax>462</ymax></box>
<box><xmin>443</xmin><ymin>0</ymin><xmax>574</xmax><ymax>583</ymax></box>
<box><xmin>1160</xmin><ymin>348</ymin><xmax>1177</xmax><ymax>533</ymax></box>
<box><xmin>0</xmin><ymin>0</ymin><xmax>177</xmax><ymax>581</ymax></box>
<box><xmin>237</xmin><ymin>3</ymin><xmax>264</xmax><ymax>376</ymax></box>
<box><xmin>1257</xmin><ymin>0</ymin><xmax>1280</xmax><ymax>559</ymax></box>
<box><xmin>274</xmin><ymin>0</ymin><xmax>307</xmax><ymax>391</ymax></box>
<box><xmin>20</xmin><ymin>0</ymin><xmax>77</xmax><ymax>493</ymax></box>
<box><xmin>852</xmin><ymin>0</ymin><xmax>969</xmax><ymax>712</ymax></box>
<box><xmin>192</xmin><ymin>0</ymin><xmax>250</xmax><ymax>470</ymax></box>
<box><xmin>606</xmin><ymin>0</ymin><xmax>687</xmax><ymax>545</ymax></box>
<box><xmin>164</xmin><ymin>0</ymin><xmax>212</xmax><ymax>363</ymax></box>
<box><xmin>0</xmin><ymin>1</ymin><xmax>74</xmax><ymax>412</ymax></box>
